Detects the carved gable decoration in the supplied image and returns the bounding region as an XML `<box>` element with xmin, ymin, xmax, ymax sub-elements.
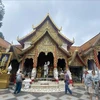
<box><xmin>61</xmin><ymin>43</ymin><xmax>68</xmax><ymax>51</ymax></box>
<box><xmin>96</xmin><ymin>39</ymin><xmax>100</xmax><ymax>45</ymax></box>
<box><xmin>36</xmin><ymin>35</ymin><xmax>55</xmax><ymax>54</ymax></box>
<box><xmin>95</xmin><ymin>39</ymin><xmax>100</xmax><ymax>50</ymax></box>
<box><xmin>69</xmin><ymin>50</ymin><xmax>86</xmax><ymax>67</ymax></box>
<box><xmin>57</xmin><ymin>49</ymin><xmax>66</xmax><ymax>59</ymax></box>
<box><xmin>85</xmin><ymin>51</ymin><xmax>94</xmax><ymax>60</ymax></box>
<box><xmin>23</xmin><ymin>42</ymin><xmax>31</xmax><ymax>50</ymax></box>
<box><xmin>70</xmin><ymin>57</ymin><xmax>84</xmax><ymax>66</ymax></box>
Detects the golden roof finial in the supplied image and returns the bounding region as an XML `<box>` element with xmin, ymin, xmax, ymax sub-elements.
<box><xmin>60</xmin><ymin>26</ymin><xmax>62</xmax><ymax>31</ymax></box>
<box><xmin>73</xmin><ymin>37</ymin><xmax>75</xmax><ymax>43</ymax></box>
<box><xmin>17</xmin><ymin>36</ymin><xmax>19</xmax><ymax>41</ymax></box>
<box><xmin>47</xmin><ymin>13</ymin><xmax>49</xmax><ymax>16</ymax></box>
<box><xmin>32</xmin><ymin>24</ymin><xmax>34</xmax><ymax>29</ymax></box>
<box><xmin>11</xmin><ymin>41</ymin><xmax>13</xmax><ymax>45</ymax></box>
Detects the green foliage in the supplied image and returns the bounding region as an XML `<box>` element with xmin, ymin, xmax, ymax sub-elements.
<box><xmin>0</xmin><ymin>1</ymin><xmax>5</xmax><ymax>39</ymax></box>
<box><xmin>0</xmin><ymin>32</ymin><xmax>4</xmax><ymax>39</ymax></box>
<box><xmin>0</xmin><ymin>0</ymin><xmax>5</xmax><ymax>28</ymax></box>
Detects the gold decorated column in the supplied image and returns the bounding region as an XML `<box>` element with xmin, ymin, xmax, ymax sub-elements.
<box><xmin>65</xmin><ymin>60</ymin><xmax>69</xmax><ymax>70</ymax></box>
<box><xmin>54</xmin><ymin>47</ymin><xmax>57</xmax><ymax>68</ymax></box>
<box><xmin>33</xmin><ymin>47</ymin><xmax>38</xmax><ymax>68</ymax></box>
<box><xmin>93</xmin><ymin>48</ymin><xmax>100</xmax><ymax>69</ymax></box>
<box><xmin>20</xmin><ymin>55</ymin><xmax>26</xmax><ymax>71</ymax></box>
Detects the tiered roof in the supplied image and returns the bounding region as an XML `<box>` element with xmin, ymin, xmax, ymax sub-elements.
<box><xmin>0</xmin><ymin>38</ymin><xmax>11</xmax><ymax>49</ymax></box>
<box><xmin>0</xmin><ymin>38</ymin><xmax>11</xmax><ymax>51</ymax></box>
<box><xmin>18</xmin><ymin>14</ymin><xmax>74</xmax><ymax>45</ymax></box>
<box><xmin>68</xmin><ymin>50</ymin><xmax>86</xmax><ymax>66</ymax></box>
<box><xmin>79</xmin><ymin>33</ymin><xmax>100</xmax><ymax>54</ymax></box>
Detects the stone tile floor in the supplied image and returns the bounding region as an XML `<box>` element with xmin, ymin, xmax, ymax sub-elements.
<box><xmin>0</xmin><ymin>85</ymin><xmax>99</xmax><ymax>100</ymax></box>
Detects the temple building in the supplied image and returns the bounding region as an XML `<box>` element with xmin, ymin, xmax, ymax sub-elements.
<box><xmin>0</xmin><ymin>14</ymin><xmax>100</xmax><ymax>83</ymax></box>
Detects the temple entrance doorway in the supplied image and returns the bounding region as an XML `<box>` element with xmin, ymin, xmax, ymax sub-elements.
<box><xmin>69</xmin><ymin>67</ymin><xmax>83</xmax><ymax>83</ymax></box>
<box><xmin>23</xmin><ymin>58</ymin><xmax>33</xmax><ymax>77</ymax></box>
<box><xmin>57</xmin><ymin>58</ymin><xmax>66</xmax><ymax>75</ymax></box>
<box><xmin>88</xmin><ymin>59</ymin><xmax>95</xmax><ymax>70</ymax></box>
<box><xmin>88</xmin><ymin>59</ymin><xmax>98</xmax><ymax>71</ymax></box>
<box><xmin>57</xmin><ymin>59</ymin><xmax>66</xmax><ymax>80</ymax></box>
<box><xmin>98</xmin><ymin>52</ymin><xmax>100</xmax><ymax>64</ymax></box>
<box><xmin>37</xmin><ymin>52</ymin><xmax>54</xmax><ymax>78</ymax></box>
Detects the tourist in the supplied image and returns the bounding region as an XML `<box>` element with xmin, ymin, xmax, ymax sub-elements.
<box><xmin>14</xmin><ymin>70</ymin><xmax>24</xmax><ymax>94</ymax></box>
<box><xmin>85</xmin><ymin>71</ymin><xmax>93</xmax><ymax>100</ymax></box>
<box><xmin>91</xmin><ymin>70</ymin><xmax>99</xmax><ymax>100</ymax></box>
<box><xmin>82</xmin><ymin>69</ymin><xmax>89</xmax><ymax>92</ymax></box>
<box><xmin>64</xmin><ymin>71</ymin><xmax>72</xmax><ymax>95</ymax></box>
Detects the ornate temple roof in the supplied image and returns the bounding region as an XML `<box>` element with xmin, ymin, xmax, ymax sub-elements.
<box><xmin>68</xmin><ymin>50</ymin><xmax>86</xmax><ymax>67</ymax></box>
<box><xmin>33</xmin><ymin>13</ymin><xmax>60</xmax><ymax>31</ymax></box>
<box><xmin>18</xmin><ymin>14</ymin><xmax>74</xmax><ymax>45</ymax></box>
<box><xmin>17</xmin><ymin>29</ymin><xmax>36</xmax><ymax>45</ymax></box>
<box><xmin>0</xmin><ymin>37</ymin><xmax>11</xmax><ymax>51</ymax></box>
<box><xmin>20</xmin><ymin>31</ymin><xmax>71</xmax><ymax>57</ymax></box>
<box><xmin>79</xmin><ymin>33</ymin><xmax>100</xmax><ymax>54</ymax></box>
<box><xmin>70</xmin><ymin>46</ymin><xmax>80</xmax><ymax>53</ymax></box>
<box><xmin>9</xmin><ymin>45</ymin><xmax>22</xmax><ymax>62</ymax></box>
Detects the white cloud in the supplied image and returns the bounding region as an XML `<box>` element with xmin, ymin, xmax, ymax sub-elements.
<box><xmin>1</xmin><ymin>0</ymin><xmax>100</xmax><ymax>45</ymax></box>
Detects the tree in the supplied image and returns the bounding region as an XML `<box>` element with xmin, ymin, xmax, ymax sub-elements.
<box><xmin>0</xmin><ymin>32</ymin><xmax>4</xmax><ymax>39</ymax></box>
<box><xmin>0</xmin><ymin>0</ymin><xmax>5</xmax><ymax>39</ymax></box>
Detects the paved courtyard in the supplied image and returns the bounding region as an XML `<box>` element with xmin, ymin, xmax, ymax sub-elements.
<box><xmin>0</xmin><ymin>85</ymin><xmax>99</xmax><ymax>100</ymax></box>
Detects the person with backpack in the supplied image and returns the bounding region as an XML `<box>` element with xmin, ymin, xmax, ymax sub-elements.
<box><xmin>64</xmin><ymin>70</ymin><xmax>72</xmax><ymax>95</ymax></box>
<box><xmin>14</xmin><ymin>70</ymin><xmax>24</xmax><ymax>94</ymax></box>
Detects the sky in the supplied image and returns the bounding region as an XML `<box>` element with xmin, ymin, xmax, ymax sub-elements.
<box><xmin>1</xmin><ymin>0</ymin><xmax>100</xmax><ymax>46</ymax></box>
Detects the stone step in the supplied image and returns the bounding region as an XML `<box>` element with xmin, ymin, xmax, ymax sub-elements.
<box><xmin>21</xmin><ymin>81</ymin><xmax>73</xmax><ymax>93</ymax></box>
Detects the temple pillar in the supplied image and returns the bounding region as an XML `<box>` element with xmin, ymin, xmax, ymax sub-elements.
<box><xmin>54</xmin><ymin>47</ymin><xmax>57</xmax><ymax>68</ymax></box>
<box><xmin>33</xmin><ymin>48</ymin><xmax>38</xmax><ymax>68</ymax></box>
<box><xmin>31</xmin><ymin>48</ymin><xmax>38</xmax><ymax>81</ymax></box>
<box><xmin>53</xmin><ymin>47</ymin><xmax>58</xmax><ymax>81</ymax></box>
<box><xmin>20</xmin><ymin>56</ymin><xmax>25</xmax><ymax>71</ymax></box>
<box><xmin>65</xmin><ymin>60</ymin><xmax>69</xmax><ymax>70</ymax></box>
<box><xmin>93</xmin><ymin>49</ymin><xmax>100</xmax><ymax>69</ymax></box>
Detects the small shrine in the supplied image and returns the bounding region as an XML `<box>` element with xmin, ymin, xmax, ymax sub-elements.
<box><xmin>0</xmin><ymin>52</ymin><xmax>12</xmax><ymax>88</ymax></box>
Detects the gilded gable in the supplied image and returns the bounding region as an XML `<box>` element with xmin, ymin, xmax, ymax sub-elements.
<box><xmin>70</xmin><ymin>57</ymin><xmax>84</xmax><ymax>66</ymax></box>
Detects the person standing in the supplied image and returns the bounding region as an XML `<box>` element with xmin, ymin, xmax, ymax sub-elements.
<box><xmin>91</xmin><ymin>70</ymin><xmax>99</xmax><ymax>100</ymax></box>
<box><xmin>85</xmin><ymin>71</ymin><xmax>93</xmax><ymax>100</ymax></box>
<box><xmin>64</xmin><ymin>71</ymin><xmax>72</xmax><ymax>95</ymax></box>
<box><xmin>82</xmin><ymin>70</ymin><xmax>89</xmax><ymax>92</ymax></box>
<box><xmin>14</xmin><ymin>70</ymin><xmax>24</xmax><ymax>94</ymax></box>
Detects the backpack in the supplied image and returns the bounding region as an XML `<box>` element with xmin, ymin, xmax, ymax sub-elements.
<box><xmin>16</xmin><ymin>74</ymin><xmax>22</xmax><ymax>82</ymax></box>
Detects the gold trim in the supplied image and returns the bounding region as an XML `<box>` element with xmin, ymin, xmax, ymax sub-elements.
<box><xmin>0</xmin><ymin>52</ymin><xmax>12</xmax><ymax>74</ymax></box>
<box><xmin>18</xmin><ymin>29</ymin><xmax>36</xmax><ymax>42</ymax></box>
<box><xmin>34</xmin><ymin>14</ymin><xmax>60</xmax><ymax>31</ymax></box>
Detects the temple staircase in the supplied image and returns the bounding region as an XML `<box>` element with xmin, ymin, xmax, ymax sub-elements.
<box><xmin>21</xmin><ymin>79</ymin><xmax>73</xmax><ymax>92</ymax></box>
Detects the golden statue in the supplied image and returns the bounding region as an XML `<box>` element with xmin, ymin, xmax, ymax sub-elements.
<box><xmin>0</xmin><ymin>55</ymin><xmax>8</xmax><ymax>69</ymax></box>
